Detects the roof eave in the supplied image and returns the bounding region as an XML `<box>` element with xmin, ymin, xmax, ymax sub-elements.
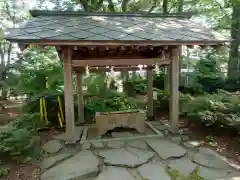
<box><xmin>5</xmin><ymin>38</ymin><xmax>229</xmax><ymax>46</ymax></box>
<box><xmin>29</xmin><ymin>10</ymin><xmax>198</xmax><ymax>19</ymax></box>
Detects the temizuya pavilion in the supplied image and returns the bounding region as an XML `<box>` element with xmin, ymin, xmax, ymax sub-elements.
<box><xmin>4</xmin><ymin>10</ymin><xmax>228</xmax><ymax>143</ymax></box>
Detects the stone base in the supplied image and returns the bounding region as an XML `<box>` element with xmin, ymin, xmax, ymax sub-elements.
<box><xmin>96</xmin><ymin>110</ymin><xmax>146</xmax><ymax>136</ymax></box>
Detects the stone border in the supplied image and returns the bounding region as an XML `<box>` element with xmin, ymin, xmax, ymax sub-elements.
<box><xmin>145</xmin><ymin>122</ymin><xmax>164</xmax><ymax>135</ymax></box>
<box><xmin>79</xmin><ymin>134</ymin><xmax>164</xmax><ymax>144</ymax></box>
<box><xmin>81</xmin><ymin>127</ymin><xmax>88</xmax><ymax>141</ymax></box>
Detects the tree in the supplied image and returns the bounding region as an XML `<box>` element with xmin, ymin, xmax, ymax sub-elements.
<box><xmin>227</xmin><ymin>2</ymin><xmax>240</xmax><ymax>91</ymax></box>
<box><xmin>0</xmin><ymin>0</ymin><xmax>29</xmax><ymax>100</ymax></box>
<box><xmin>193</xmin><ymin>49</ymin><xmax>225</xmax><ymax>93</ymax></box>
<box><xmin>15</xmin><ymin>46</ymin><xmax>64</xmax><ymax>98</ymax></box>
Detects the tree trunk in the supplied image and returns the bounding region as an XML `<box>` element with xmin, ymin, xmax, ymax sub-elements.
<box><xmin>0</xmin><ymin>42</ymin><xmax>7</xmax><ymax>100</ymax></box>
<box><xmin>163</xmin><ymin>0</ymin><xmax>168</xmax><ymax>14</ymax></box>
<box><xmin>121</xmin><ymin>0</ymin><xmax>130</xmax><ymax>12</ymax></box>
<box><xmin>227</xmin><ymin>5</ymin><xmax>240</xmax><ymax>90</ymax></box>
<box><xmin>108</xmin><ymin>0</ymin><xmax>115</xmax><ymax>12</ymax></box>
<box><xmin>178</xmin><ymin>0</ymin><xmax>183</xmax><ymax>13</ymax></box>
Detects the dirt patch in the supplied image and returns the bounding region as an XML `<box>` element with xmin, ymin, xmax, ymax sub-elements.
<box><xmin>0</xmin><ymin>164</ymin><xmax>40</xmax><ymax>180</ymax></box>
<box><xmin>0</xmin><ymin>100</ymin><xmax>24</xmax><ymax>125</ymax></box>
<box><xmin>179</xmin><ymin>120</ymin><xmax>240</xmax><ymax>168</ymax></box>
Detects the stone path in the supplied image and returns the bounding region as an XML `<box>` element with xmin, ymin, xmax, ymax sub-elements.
<box><xmin>40</xmin><ymin>123</ymin><xmax>239</xmax><ymax>180</ymax></box>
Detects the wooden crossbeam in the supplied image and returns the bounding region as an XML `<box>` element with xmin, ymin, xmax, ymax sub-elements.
<box><xmin>72</xmin><ymin>58</ymin><xmax>170</xmax><ymax>67</ymax></box>
<box><xmin>73</xmin><ymin>66</ymin><xmax>160</xmax><ymax>72</ymax></box>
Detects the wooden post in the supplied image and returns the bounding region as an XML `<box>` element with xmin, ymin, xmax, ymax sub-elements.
<box><xmin>63</xmin><ymin>47</ymin><xmax>75</xmax><ymax>143</ymax></box>
<box><xmin>147</xmin><ymin>68</ymin><xmax>154</xmax><ymax>120</ymax></box>
<box><xmin>169</xmin><ymin>47</ymin><xmax>180</xmax><ymax>133</ymax></box>
<box><xmin>76</xmin><ymin>72</ymin><xmax>84</xmax><ymax>124</ymax></box>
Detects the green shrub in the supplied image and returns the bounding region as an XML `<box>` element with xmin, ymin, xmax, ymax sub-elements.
<box><xmin>153</xmin><ymin>72</ymin><xmax>165</xmax><ymax>90</ymax></box>
<box><xmin>124</xmin><ymin>76</ymin><xmax>147</xmax><ymax>96</ymax></box>
<box><xmin>0</xmin><ymin>167</ymin><xmax>9</xmax><ymax>177</ymax></box>
<box><xmin>156</xmin><ymin>89</ymin><xmax>169</xmax><ymax>111</ymax></box>
<box><xmin>0</xmin><ymin>113</ymin><xmax>43</xmax><ymax>157</ymax></box>
<box><xmin>84</xmin><ymin>96</ymin><xmax>138</xmax><ymax>118</ymax></box>
<box><xmin>167</xmin><ymin>167</ymin><xmax>204</xmax><ymax>180</ymax></box>
<box><xmin>181</xmin><ymin>90</ymin><xmax>240</xmax><ymax>131</ymax></box>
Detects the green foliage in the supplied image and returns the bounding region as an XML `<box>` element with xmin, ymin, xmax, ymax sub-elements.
<box><xmin>124</xmin><ymin>75</ymin><xmax>147</xmax><ymax>96</ymax></box>
<box><xmin>167</xmin><ymin>167</ymin><xmax>204</xmax><ymax>180</ymax></box>
<box><xmin>15</xmin><ymin>46</ymin><xmax>63</xmax><ymax>98</ymax></box>
<box><xmin>84</xmin><ymin>74</ymin><xmax>120</xmax><ymax>97</ymax></box>
<box><xmin>181</xmin><ymin>90</ymin><xmax>240</xmax><ymax>131</ymax></box>
<box><xmin>205</xmin><ymin>135</ymin><xmax>217</xmax><ymax>147</ymax></box>
<box><xmin>191</xmin><ymin>51</ymin><xmax>225</xmax><ymax>94</ymax></box>
<box><xmin>156</xmin><ymin>89</ymin><xmax>169</xmax><ymax>111</ymax></box>
<box><xmin>153</xmin><ymin>71</ymin><xmax>165</xmax><ymax>90</ymax></box>
<box><xmin>24</xmin><ymin>92</ymin><xmax>69</xmax><ymax>126</ymax></box>
<box><xmin>84</xmin><ymin>96</ymin><xmax>138</xmax><ymax>119</ymax></box>
<box><xmin>25</xmin><ymin>89</ymin><xmax>138</xmax><ymax>124</ymax></box>
<box><xmin>0</xmin><ymin>113</ymin><xmax>43</xmax><ymax>157</ymax></box>
<box><xmin>0</xmin><ymin>167</ymin><xmax>9</xmax><ymax>177</ymax></box>
<box><xmin>0</xmin><ymin>28</ymin><xmax>3</xmax><ymax>40</ymax></box>
<box><xmin>11</xmin><ymin>113</ymin><xmax>45</xmax><ymax>131</ymax></box>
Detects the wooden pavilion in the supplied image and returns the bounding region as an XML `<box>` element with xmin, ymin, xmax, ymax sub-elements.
<box><xmin>4</xmin><ymin>10</ymin><xmax>228</xmax><ymax>143</ymax></box>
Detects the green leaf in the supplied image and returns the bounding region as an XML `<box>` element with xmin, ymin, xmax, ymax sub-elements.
<box><xmin>0</xmin><ymin>28</ymin><xmax>3</xmax><ymax>40</ymax></box>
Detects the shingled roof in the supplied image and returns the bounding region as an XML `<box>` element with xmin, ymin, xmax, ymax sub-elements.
<box><xmin>4</xmin><ymin>10</ymin><xmax>228</xmax><ymax>45</ymax></box>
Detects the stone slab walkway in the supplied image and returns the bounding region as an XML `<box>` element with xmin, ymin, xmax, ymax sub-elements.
<box><xmin>40</xmin><ymin>123</ymin><xmax>239</xmax><ymax>180</ymax></box>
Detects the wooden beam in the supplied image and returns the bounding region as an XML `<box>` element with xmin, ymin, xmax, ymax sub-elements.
<box><xmin>76</xmin><ymin>72</ymin><xmax>84</xmax><ymax>124</ymax></box>
<box><xmin>73</xmin><ymin>66</ymin><xmax>161</xmax><ymax>73</ymax></box>
<box><xmin>147</xmin><ymin>68</ymin><xmax>154</xmax><ymax>120</ymax></box>
<box><xmin>72</xmin><ymin>58</ymin><xmax>170</xmax><ymax>67</ymax></box>
<box><xmin>28</xmin><ymin>40</ymin><xmax>227</xmax><ymax>46</ymax></box>
<box><xmin>169</xmin><ymin>47</ymin><xmax>180</xmax><ymax>133</ymax></box>
<box><xmin>63</xmin><ymin>46</ymin><xmax>75</xmax><ymax>143</ymax></box>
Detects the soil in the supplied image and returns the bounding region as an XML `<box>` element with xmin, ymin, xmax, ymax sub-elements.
<box><xmin>0</xmin><ymin>100</ymin><xmax>24</xmax><ymax>125</ymax></box>
<box><xmin>0</xmin><ymin>164</ymin><xmax>40</xmax><ymax>180</ymax></box>
<box><xmin>181</xmin><ymin>120</ymin><xmax>240</xmax><ymax>169</ymax></box>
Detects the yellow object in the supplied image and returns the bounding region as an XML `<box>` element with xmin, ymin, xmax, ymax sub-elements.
<box><xmin>40</xmin><ymin>98</ymin><xmax>44</xmax><ymax>121</ymax></box>
<box><xmin>58</xmin><ymin>96</ymin><xmax>64</xmax><ymax>122</ymax></box>
<box><xmin>42</xmin><ymin>98</ymin><xmax>48</xmax><ymax>123</ymax></box>
<box><xmin>57</xmin><ymin>112</ymin><xmax>63</xmax><ymax>128</ymax></box>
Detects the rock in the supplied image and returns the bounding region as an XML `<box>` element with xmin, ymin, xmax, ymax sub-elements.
<box><xmin>146</xmin><ymin>139</ymin><xmax>186</xmax><ymax>159</ymax></box>
<box><xmin>181</xmin><ymin>135</ymin><xmax>189</xmax><ymax>141</ymax></box>
<box><xmin>99</xmin><ymin>147</ymin><xmax>154</xmax><ymax>168</ymax></box>
<box><xmin>107</xmin><ymin>141</ymin><xmax>124</xmax><ymax>148</ymax></box>
<box><xmin>126</xmin><ymin>146</ymin><xmax>154</xmax><ymax>160</ymax></box>
<box><xmin>216</xmin><ymin>172</ymin><xmax>240</xmax><ymax>180</ymax></box>
<box><xmin>183</xmin><ymin>141</ymin><xmax>201</xmax><ymax>149</ymax></box>
<box><xmin>41</xmin><ymin>150</ymin><xmax>99</xmax><ymax>180</ymax></box>
<box><xmin>149</xmin><ymin>121</ymin><xmax>161</xmax><ymax>126</ymax></box>
<box><xmin>155</xmin><ymin>125</ymin><xmax>167</xmax><ymax>131</ymax></box>
<box><xmin>127</xmin><ymin>140</ymin><xmax>149</xmax><ymax>150</ymax></box>
<box><xmin>192</xmin><ymin>148</ymin><xmax>229</xmax><ymax>169</ymax></box>
<box><xmin>111</xmin><ymin>132</ymin><xmax>133</xmax><ymax>138</ymax></box>
<box><xmin>198</xmin><ymin>166</ymin><xmax>228</xmax><ymax>180</ymax></box>
<box><xmin>82</xmin><ymin>142</ymin><xmax>91</xmax><ymax>150</ymax></box>
<box><xmin>53</xmin><ymin>127</ymin><xmax>83</xmax><ymax>141</ymax></box>
<box><xmin>162</xmin><ymin>120</ymin><xmax>170</xmax><ymax>128</ymax></box>
<box><xmin>169</xmin><ymin>136</ymin><xmax>182</xmax><ymax>144</ymax></box>
<box><xmin>167</xmin><ymin>158</ymin><xmax>198</xmax><ymax>175</ymax></box>
<box><xmin>138</xmin><ymin>163</ymin><xmax>171</xmax><ymax>180</ymax></box>
<box><xmin>92</xmin><ymin>142</ymin><xmax>104</xmax><ymax>148</ymax></box>
<box><xmin>96</xmin><ymin>167</ymin><xmax>135</xmax><ymax>180</ymax></box>
<box><xmin>42</xmin><ymin>140</ymin><xmax>63</xmax><ymax>154</ymax></box>
<box><xmin>41</xmin><ymin>153</ymin><xmax>72</xmax><ymax>171</ymax></box>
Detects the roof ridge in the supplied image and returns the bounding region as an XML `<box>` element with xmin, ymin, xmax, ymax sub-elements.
<box><xmin>30</xmin><ymin>10</ymin><xmax>197</xmax><ymax>18</ymax></box>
